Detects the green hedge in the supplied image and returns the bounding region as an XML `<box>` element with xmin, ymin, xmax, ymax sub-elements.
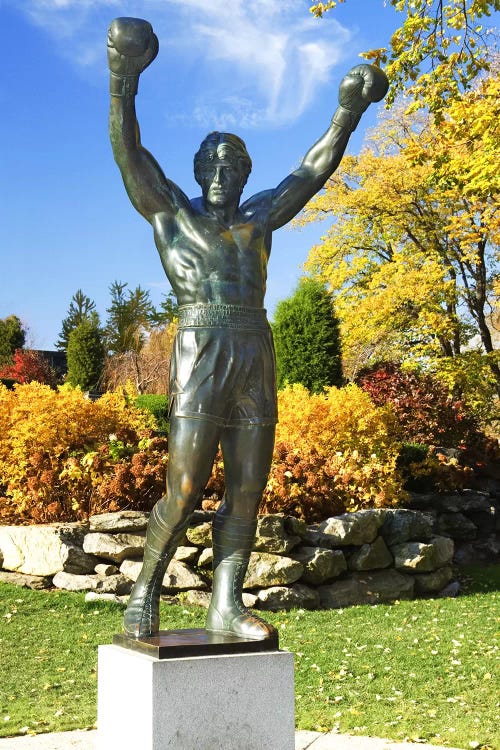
<box><xmin>135</xmin><ymin>394</ymin><xmax>170</xmax><ymax>433</ymax></box>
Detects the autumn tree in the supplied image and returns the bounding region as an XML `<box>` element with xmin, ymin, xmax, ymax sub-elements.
<box><xmin>311</xmin><ymin>0</ymin><xmax>499</xmax><ymax>116</ymax></box>
<box><xmin>57</xmin><ymin>290</ymin><xmax>99</xmax><ymax>351</ymax></box>
<box><xmin>273</xmin><ymin>278</ymin><xmax>343</xmax><ymax>392</ymax></box>
<box><xmin>66</xmin><ymin>318</ymin><xmax>106</xmax><ymax>392</ymax></box>
<box><xmin>301</xmin><ymin>72</ymin><xmax>499</xmax><ymax>391</ymax></box>
<box><xmin>0</xmin><ymin>350</ymin><xmax>57</xmax><ymax>387</ymax></box>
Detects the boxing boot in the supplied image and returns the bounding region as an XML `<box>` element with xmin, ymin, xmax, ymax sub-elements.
<box><xmin>123</xmin><ymin>501</ymin><xmax>187</xmax><ymax>638</ymax></box>
<box><xmin>206</xmin><ymin>511</ymin><xmax>277</xmax><ymax>641</ymax></box>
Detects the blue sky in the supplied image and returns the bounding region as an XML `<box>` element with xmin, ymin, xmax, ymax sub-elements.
<box><xmin>1</xmin><ymin>0</ymin><xmax>401</xmax><ymax>349</ymax></box>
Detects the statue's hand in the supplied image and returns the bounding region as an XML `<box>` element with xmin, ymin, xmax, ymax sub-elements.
<box><xmin>338</xmin><ymin>64</ymin><xmax>389</xmax><ymax>116</ymax></box>
<box><xmin>107</xmin><ymin>17</ymin><xmax>158</xmax><ymax>77</ymax></box>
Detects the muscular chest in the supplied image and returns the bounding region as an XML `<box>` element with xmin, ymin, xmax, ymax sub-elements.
<box><xmin>156</xmin><ymin>211</ymin><xmax>270</xmax><ymax>280</ymax></box>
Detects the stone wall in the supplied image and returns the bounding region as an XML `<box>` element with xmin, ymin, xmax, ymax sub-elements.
<box><xmin>0</xmin><ymin>489</ymin><xmax>497</xmax><ymax>611</ymax></box>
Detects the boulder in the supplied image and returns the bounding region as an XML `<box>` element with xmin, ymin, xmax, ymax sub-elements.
<box><xmin>52</xmin><ymin>572</ymin><xmax>99</xmax><ymax>592</ymax></box>
<box><xmin>120</xmin><ymin>558</ymin><xmax>207</xmax><ymax>592</ymax></box>
<box><xmin>436</xmin><ymin>512</ymin><xmax>477</xmax><ymax>540</ymax></box>
<box><xmin>198</xmin><ymin>548</ymin><xmax>213</xmax><ymax>568</ymax></box>
<box><xmin>95</xmin><ymin>574</ymin><xmax>133</xmax><ymax>595</ymax></box>
<box><xmin>173</xmin><ymin>546</ymin><xmax>199</xmax><ymax>564</ymax></box>
<box><xmin>89</xmin><ymin>511</ymin><xmax>149</xmax><ymax>533</ymax></box>
<box><xmin>380</xmin><ymin>509</ymin><xmax>434</xmax><ymax>546</ymax></box>
<box><xmin>284</xmin><ymin>517</ymin><xmax>308</xmax><ymax>539</ymax></box>
<box><xmin>292</xmin><ymin>547</ymin><xmax>347</xmax><ymax>585</ymax></box>
<box><xmin>348</xmin><ymin>536</ymin><xmax>393</xmax><ymax>571</ymax></box>
<box><xmin>0</xmin><ymin>523</ymin><xmax>98</xmax><ymax>576</ymax></box>
<box><xmin>95</xmin><ymin>563</ymin><xmax>119</xmax><ymax>577</ymax></box>
<box><xmin>0</xmin><ymin>570</ymin><xmax>52</xmax><ymax>590</ymax></box>
<box><xmin>318</xmin><ymin>510</ymin><xmax>386</xmax><ymax>546</ymax></box>
<box><xmin>243</xmin><ymin>553</ymin><xmax>303</xmax><ymax>589</ymax></box>
<box><xmin>254</xmin><ymin>515</ymin><xmax>301</xmax><ymax>554</ymax></box>
<box><xmin>185</xmin><ymin>522</ymin><xmax>212</xmax><ymax>547</ymax></box>
<box><xmin>413</xmin><ymin>565</ymin><xmax>454</xmax><ymax>595</ymax></box>
<box><xmin>183</xmin><ymin>590</ymin><xmax>212</xmax><ymax>608</ymax></box>
<box><xmin>319</xmin><ymin>570</ymin><xmax>414</xmax><ymax>609</ymax></box>
<box><xmin>256</xmin><ymin>584</ymin><xmax>320</xmax><ymax>611</ymax></box>
<box><xmin>438</xmin><ymin>581</ymin><xmax>461</xmax><ymax>598</ymax></box>
<box><xmin>83</xmin><ymin>532</ymin><xmax>146</xmax><ymax>563</ymax></box>
<box><xmin>434</xmin><ymin>491</ymin><xmax>492</xmax><ymax>514</ymax></box>
<box><xmin>392</xmin><ymin>535</ymin><xmax>454</xmax><ymax>572</ymax></box>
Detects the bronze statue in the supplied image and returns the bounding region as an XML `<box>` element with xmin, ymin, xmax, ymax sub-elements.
<box><xmin>107</xmin><ymin>17</ymin><xmax>388</xmax><ymax>641</ymax></box>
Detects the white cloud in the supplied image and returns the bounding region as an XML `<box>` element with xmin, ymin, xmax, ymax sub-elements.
<box><xmin>9</xmin><ymin>0</ymin><xmax>352</xmax><ymax>127</ymax></box>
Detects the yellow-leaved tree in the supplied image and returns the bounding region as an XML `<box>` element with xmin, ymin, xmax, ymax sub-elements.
<box><xmin>300</xmin><ymin>72</ymin><xmax>500</xmax><ymax>401</ymax></box>
<box><xmin>310</xmin><ymin>0</ymin><xmax>499</xmax><ymax>116</ymax></box>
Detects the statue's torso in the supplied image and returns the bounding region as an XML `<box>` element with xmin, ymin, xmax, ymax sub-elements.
<box><xmin>152</xmin><ymin>196</ymin><xmax>272</xmax><ymax>308</ymax></box>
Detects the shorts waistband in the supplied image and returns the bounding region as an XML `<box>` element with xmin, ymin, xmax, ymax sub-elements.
<box><xmin>178</xmin><ymin>304</ymin><xmax>269</xmax><ymax>330</ymax></box>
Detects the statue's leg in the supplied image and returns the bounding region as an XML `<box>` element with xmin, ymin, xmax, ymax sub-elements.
<box><xmin>206</xmin><ymin>424</ymin><xmax>277</xmax><ymax>640</ymax></box>
<box><xmin>123</xmin><ymin>415</ymin><xmax>220</xmax><ymax>637</ymax></box>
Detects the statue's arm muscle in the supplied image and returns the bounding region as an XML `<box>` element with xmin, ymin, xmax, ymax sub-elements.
<box><xmin>268</xmin><ymin>121</ymin><xmax>350</xmax><ymax>231</ymax></box>
<box><xmin>109</xmin><ymin>95</ymin><xmax>190</xmax><ymax>224</ymax></box>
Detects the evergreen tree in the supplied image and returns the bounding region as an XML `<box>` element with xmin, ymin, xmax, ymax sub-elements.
<box><xmin>149</xmin><ymin>290</ymin><xmax>179</xmax><ymax>327</ymax></box>
<box><xmin>0</xmin><ymin>315</ymin><xmax>26</xmax><ymax>365</ymax></box>
<box><xmin>57</xmin><ymin>290</ymin><xmax>99</xmax><ymax>351</ymax></box>
<box><xmin>105</xmin><ymin>281</ymin><xmax>155</xmax><ymax>354</ymax></box>
<box><xmin>272</xmin><ymin>277</ymin><xmax>343</xmax><ymax>393</ymax></box>
<box><xmin>66</xmin><ymin>318</ymin><xmax>105</xmax><ymax>392</ymax></box>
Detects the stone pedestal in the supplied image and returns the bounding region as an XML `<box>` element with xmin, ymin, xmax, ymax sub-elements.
<box><xmin>98</xmin><ymin>637</ymin><xmax>295</xmax><ymax>750</ymax></box>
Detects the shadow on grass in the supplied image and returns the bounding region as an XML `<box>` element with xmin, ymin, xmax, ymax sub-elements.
<box><xmin>458</xmin><ymin>563</ymin><xmax>500</xmax><ymax>593</ymax></box>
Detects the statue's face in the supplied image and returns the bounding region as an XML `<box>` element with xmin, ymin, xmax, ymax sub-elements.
<box><xmin>201</xmin><ymin>143</ymin><xmax>245</xmax><ymax>208</ymax></box>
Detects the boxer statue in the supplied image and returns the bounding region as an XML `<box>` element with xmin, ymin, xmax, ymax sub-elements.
<box><xmin>107</xmin><ymin>17</ymin><xmax>388</xmax><ymax>640</ymax></box>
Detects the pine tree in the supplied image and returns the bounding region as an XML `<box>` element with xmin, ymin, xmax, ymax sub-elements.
<box><xmin>57</xmin><ymin>290</ymin><xmax>99</xmax><ymax>351</ymax></box>
<box><xmin>105</xmin><ymin>281</ymin><xmax>155</xmax><ymax>354</ymax></box>
<box><xmin>66</xmin><ymin>318</ymin><xmax>105</xmax><ymax>392</ymax></box>
<box><xmin>272</xmin><ymin>278</ymin><xmax>343</xmax><ymax>393</ymax></box>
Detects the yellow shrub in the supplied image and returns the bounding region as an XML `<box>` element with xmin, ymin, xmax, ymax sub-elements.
<box><xmin>0</xmin><ymin>383</ymin><xmax>156</xmax><ymax>522</ymax></box>
<box><xmin>260</xmin><ymin>384</ymin><xmax>405</xmax><ymax>519</ymax></box>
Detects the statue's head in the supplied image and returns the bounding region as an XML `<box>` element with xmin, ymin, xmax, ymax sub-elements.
<box><xmin>194</xmin><ymin>132</ymin><xmax>252</xmax><ymax>204</ymax></box>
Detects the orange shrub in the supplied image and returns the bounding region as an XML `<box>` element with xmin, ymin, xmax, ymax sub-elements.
<box><xmin>0</xmin><ymin>382</ymin><xmax>162</xmax><ymax>523</ymax></box>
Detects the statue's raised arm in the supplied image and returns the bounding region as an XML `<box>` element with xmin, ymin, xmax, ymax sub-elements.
<box><xmin>108</xmin><ymin>17</ymin><xmax>190</xmax><ymax>223</ymax></box>
<box><xmin>266</xmin><ymin>64</ymin><xmax>389</xmax><ymax>231</ymax></box>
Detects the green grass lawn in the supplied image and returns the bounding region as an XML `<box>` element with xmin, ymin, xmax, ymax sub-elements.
<box><xmin>0</xmin><ymin>566</ymin><xmax>498</xmax><ymax>747</ymax></box>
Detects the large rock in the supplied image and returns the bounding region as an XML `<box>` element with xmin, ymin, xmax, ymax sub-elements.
<box><xmin>89</xmin><ymin>511</ymin><xmax>149</xmax><ymax>533</ymax></box>
<box><xmin>83</xmin><ymin>532</ymin><xmax>146</xmax><ymax>563</ymax></box>
<box><xmin>256</xmin><ymin>584</ymin><xmax>320</xmax><ymax>611</ymax></box>
<box><xmin>292</xmin><ymin>547</ymin><xmax>347</xmax><ymax>585</ymax></box>
<box><xmin>380</xmin><ymin>509</ymin><xmax>434</xmax><ymax>546</ymax></box>
<box><xmin>319</xmin><ymin>570</ymin><xmax>414</xmax><ymax>609</ymax></box>
<box><xmin>198</xmin><ymin>548</ymin><xmax>213</xmax><ymax>568</ymax></box>
<box><xmin>413</xmin><ymin>565</ymin><xmax>454</xmax><ymax>594</ymax></box>
<box><xmin>318</xmin><ymin>510</ymin><xmax>386</xmax><ymax>547</ymax></box>
<box><xmin>0</xmin><ymin>570</ymin><xmax>52</xmax><ymax>589</ymax></box>
<box><xmin>284</xmin><ymin>517</ymin><xmax>308</xmax><ymax>539</ymax></box>
<box><xmin>434</xmin><ymin>491</ymin><xmax>492</xmax><ymax>514</ymax></box>
<box><xmin>254</xmin><ymin>515</ymin><xmax>301</xmax><ymax>554</ymax></box>
<box><xmin>348</xmin><ymin>536</ymin><xmax>393</xmax><ymax>571</ymax></box>
<box><xmin>120</xmin><ymin>558</ymin><xmax>207</xmax><ymax>592</ymax></box>
<box><xmin>0</xmin><ymin>523</ymin><xmax>98</xmax><ymax>576</ymax></box>
<box><xmin>392</xmin><ymin>535</ymin><xmax>454</xmax><ymax>572</ymax></box>
<box><xmin>185</xmin><ymin>522</ymin><xmax>212</xmax><ymax>547</ymax></box>
<box><xmin>173</xmin><ymin>546</ymin><xmax>199</xmax><ymax>564</ymax></box>
<box><xmin>436</xmin><ymin>512</ymin><xmax>477</xmax><ymax>540</ymax></box>
<box><xmin>243</xmin><ymin>553</ymin><xmax>303</xmax><ymax>589</ymax></box>
<box><xmin>182</xmin><ymin>590</ymin><xmax>212</xmax><ymax>608</ymax></box>
<box><xmin>52</xmin><ymin>572</ymin><xmax>99</xmax><ymax>592</ymax></box>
